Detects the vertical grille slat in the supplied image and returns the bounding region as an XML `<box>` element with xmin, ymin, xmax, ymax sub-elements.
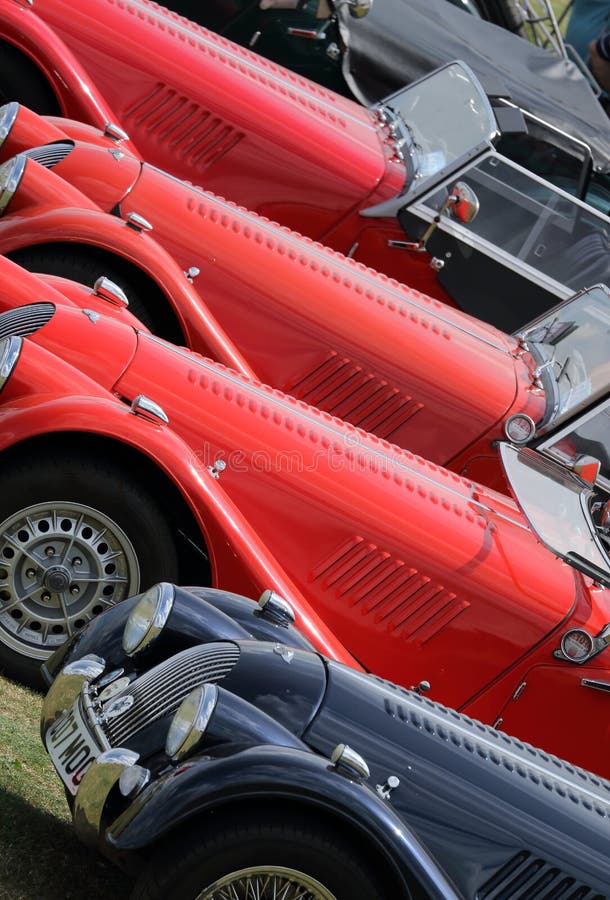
<box><xmin>98</xmin><ymin>642</ymin><xmax>240</xmax><ymax>745</ymax></box>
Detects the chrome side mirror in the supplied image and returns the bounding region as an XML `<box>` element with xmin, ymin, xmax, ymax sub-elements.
<box><xmin>418</xmin><ymin>181</ymin><xmax>479</xmax><ymax>248</ymax></box>
<box><xmin>447</xmin><ymin>181</ymin><xmax>479</xmax><ymax>224</ymax></box>
<box><xmin>335</xmin><ymin>0</ymin><xmax>373</xmax><ymax>18</ymax></box>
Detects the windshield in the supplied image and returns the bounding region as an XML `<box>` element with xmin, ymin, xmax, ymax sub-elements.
<box><xmin>500</xmin><ymin>443</ymin><xmax>610</xmax><ymax>588</ymax></box>
<box><xmin>519</xmin><ymin>285</ymin><xmax>610</xmax><ymax>428</ymax></box>
<box><xmin>378</xmin><ymin>61</ymin><xmax>497</xmax><ymax>200</ymax></box>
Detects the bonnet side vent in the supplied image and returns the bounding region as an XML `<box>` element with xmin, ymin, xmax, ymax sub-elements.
<box><xmin>0</xmin><ymin>302</ymin><xmax>55</xmax><ymax>340</ymax></box>
<box><xmin>476</xmin><ymin>850</ymin><xmax>605</xmax><ymax>899</ymax></box>
<box><xmin>23</xmin><ymin>141</ymin><xmax>74</xmax><ymax>169</ymax></box>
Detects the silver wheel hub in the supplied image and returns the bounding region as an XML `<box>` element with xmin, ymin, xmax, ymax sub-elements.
<box><xmin>198</xmin><ymin>865</ymin><xmax>336</xmax><ymax>900</ymax></box>
<box><xmin>0</xmin><ymin>501</ymin><xmax>140</xmax><ymax>660</ymax></box>
<box><xmin>43</xmin><ymin>565</ymin><xmax>72</xmax><ymax>593</ymax></box>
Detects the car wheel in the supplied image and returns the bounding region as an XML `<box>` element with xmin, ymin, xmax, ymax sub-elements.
<box><xmin>0</xmin><ymin>42</ymin><xmax>61</xmax><ymax>115</ymax></box>
<box><xmin>8</xmin><ymin>245</ymin><xmax>184</xmax><ymax>345</ymax></box>
<box><xmin>0</xmin><ymin>452</ymin><xmax>179</xmax><ymax>687</ymax></box>
<box><xmin>132</xmin><ymin>812</ymin><xmax>389</xmax><ymax>900</ymax></box>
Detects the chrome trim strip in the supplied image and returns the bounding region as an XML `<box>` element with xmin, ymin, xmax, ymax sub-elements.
<box><xmin>582</xmin><ymin>678</ymin><xmax>610</xmax><ymax>693</ymax></box>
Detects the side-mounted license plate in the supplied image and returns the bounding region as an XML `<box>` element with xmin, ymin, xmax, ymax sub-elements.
<box><xmin>45</xmin><ymin>700</ymin><xmax>100</xmax><ymax>796</ymax></box>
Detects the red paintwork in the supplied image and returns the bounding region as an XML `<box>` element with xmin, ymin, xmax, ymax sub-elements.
<box><xmin>0</xmin><ymin>140</ymin><xmax>546</xmax><ymax>486</ymax></box>
<box><xmin>0</xmin><ymin>0</ymin><xmax>430</xmax><ymax>281</ymax></box>
<box><xmin>1</xmin><ymin>259</ymin><xmax>609</xmax><ymax>776</ymax></box>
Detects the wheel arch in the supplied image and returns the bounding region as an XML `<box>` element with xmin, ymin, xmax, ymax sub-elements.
<box><xmin>7</xmin><ymin>241</ymin><xmax>185</xmax><ymax>345</ymax></box>
<box><xmin>0</xmin><ymin>11</ymin><xmax>129</xmax><ymax>133</ymax></box>
<box><xmin>0</xmin><ymin>429</ymin><xmax>210</xmax><ymax>585</ymax></box>
<box><xmin>125</xmin><ymin>796</ymin><xmax>414</xmax><ymax>899</ymax></box>
<box><xmin>108</xmin><ymin>748</ymin><xmax>458</xmax><ymax>899</ymax></box>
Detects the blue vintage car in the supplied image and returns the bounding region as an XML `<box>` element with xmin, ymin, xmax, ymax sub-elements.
<box><xmin>42</xmin><ymin>583</ymin><xmax>610</xmax><ymax>899</ymax></box>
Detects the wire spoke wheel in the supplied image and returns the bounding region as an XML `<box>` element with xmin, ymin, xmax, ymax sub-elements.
<box><xmin>0</xmin><ymin>500</ymin><xmax>139</xmax><ymax>659</ymax></box>
<box><xmin>197</xmin><ymin>866</ymin><xmax>336</xmax><ymax>900</ymax></box>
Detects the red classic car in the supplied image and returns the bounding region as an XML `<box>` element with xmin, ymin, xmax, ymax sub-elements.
<box><xmin>2</xmin><ymin>0</ymin><xmax>610</xmax><ymax>317</ymax></box>
<box><xmin>3</xmin><ymin>110</ymin><xmax>610</xmax><ymax>495</ymax></box>
<box><xmin>1</xmin><ymin>255</ymin><xmax>610</xmax><ymax>778</ymax></box>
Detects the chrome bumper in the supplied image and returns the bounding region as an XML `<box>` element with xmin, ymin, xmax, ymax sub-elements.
<box><xmin>42</xmin><ymin>655</ymin><xmax>141</xmax><ymax>847</ymax></box>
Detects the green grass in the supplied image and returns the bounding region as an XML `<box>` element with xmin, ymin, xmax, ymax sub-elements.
<box><xmin>0</xmin><ymin>675</ymin><xmax>133</xmax><ymax>900</ymax></box>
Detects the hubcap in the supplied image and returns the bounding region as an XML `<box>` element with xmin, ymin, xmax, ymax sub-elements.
<box><xmin>198</xmin><ymin>866</ymin><xmax>336</xmax><ymax>900</ymax></box>
<box><xmin>0</xmin><ymin>501</ymin><xmax>140</xmax><ymax>660</ymax></box>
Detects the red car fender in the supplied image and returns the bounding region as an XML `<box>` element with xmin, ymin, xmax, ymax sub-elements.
<box><xmin>0</xmin><ymin>379</ymin><xmax>359</xmax><ymax>668</ymax></box>
<box><xmin>0</xmin><ymin>187</ymin><xmax>257</xmax><ymax>378</ymax></box>
<box><xmin>4</xmin><ymin>0</ymin><xmax>403</xmax><ymax>240</ymax></box>
<box><xmin>0</xmin><ymin>250</ymin><xmax>148</xmax><ymax>332</ymax></box>
<box><xmin>0</xmin><ymin>103</ymin><xmax>131</xmax><ymax>160</ymax></box>
<box><xmin>0</xmin><ymin>2</ymin><xmax>137</xmax><ymax>148</ymax></box>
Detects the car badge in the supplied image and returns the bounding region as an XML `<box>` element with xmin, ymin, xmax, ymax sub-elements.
<box><xmin>273</xmin><ymin>643</ymin><xmax>294</xmax><ymax>663</ymax></box>
<box><xmin>101</xmin><ymin>694</ymin><xmax>135</xmax><ymax>721</ymax></box>
<box><xmin>98</xmin><ymin>676</ymin><xmax>132</xmax><ymax>703</ymax></box>
<box><xmin>82</xmin><ymin>309</ymin><xmax>100</xmax><ymax>323</ymax></box>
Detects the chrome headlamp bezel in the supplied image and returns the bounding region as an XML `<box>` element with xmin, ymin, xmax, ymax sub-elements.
<box><xmin>0</xmin><ymin>102</ymin><xmax>18</xmax><ymax>147</ymax></box>
<box><xmin>0</xmin><ymin>154</ymin><xmax>26</xmax><ymax>217</ymax></box>
<box><xmin>165</xmin><ymin>682</ymin><xmax>218</xmax><ymax>762</ymax></box>
<box><xmin>122</xmin><ymin>582</ymin><xmax>175</xmax><ymax>656</ymax></box>
<box><xmin>0</xmin><ymin>334</ymin><xmax>22</xmax><ymax>394</ymax></box>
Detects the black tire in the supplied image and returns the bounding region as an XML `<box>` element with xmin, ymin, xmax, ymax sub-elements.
<box><xmin>0</xmin><ymin>42</ymin><xmax>61</xmax><ymax>115</ymax></box>
<box><xmin>7</xmin><ymin>244</ymin><xmax>184</xmax><ymax>345</ymax></box>
<box><xmin>132</xmin><ymin>810</ymin><xmax>390</xmax><ymax>900</ymax></box>
<box><xmin>0</xmin><ymin>451</ymin><xmax>179</xmax><ymax>688</ymax></box>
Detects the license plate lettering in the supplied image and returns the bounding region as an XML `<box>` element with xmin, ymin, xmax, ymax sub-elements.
<box><xmin>46</xmin><ymin>702</ymin><xmax>100</xmax><ymax>795</ymax></box>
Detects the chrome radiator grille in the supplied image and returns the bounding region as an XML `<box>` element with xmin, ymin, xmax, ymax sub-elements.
<box><xmin>0</xmin><ymin>302</ymin><xmax>55</xmax><ymax>340</ymax></box>
<box><xmin>100</xmin><ymin>642</ymin><xmax>240</xmax><ymax>746</ymax></box>
<box><xmin>24</xmin><ymin>142</ymin><xmax>74</xmax><ymax>169</ymax></box>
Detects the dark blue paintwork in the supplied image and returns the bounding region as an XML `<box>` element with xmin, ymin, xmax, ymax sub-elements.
<box><xmin>44</xmin><ymin>585</ymin><xmax>610</xmax><ymax>899</ymax></box>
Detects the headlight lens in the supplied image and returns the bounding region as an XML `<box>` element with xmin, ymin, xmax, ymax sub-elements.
<box><xmin>0</xmin><ymin>154</ymin><xmax>26</xmax><ymax>216</ymax></box>
<box><xmin>0</xmin><ymin>102</ymin><xmax>18</xmax><ymax>147</ymax></box>
<box><xmin>166</xmin><ymin>683</ymin><xmax>218</xmax><ymax>761</ymax></box>
<box><xmin>122</xmin><ymin>582</ymin><xmax>175</xmax><ymax>656</ymax></box>
<box><xmin>0</xmin><ymin>335</ymin><xmax>22</xmax><ymax>394</ymax></box>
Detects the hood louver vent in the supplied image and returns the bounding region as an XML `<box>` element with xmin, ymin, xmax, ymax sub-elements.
<box><xmin>477</xmin><ymin>850</ymin><xmax>606</xmax><ymax>899</ymax></box>
<box><xmin>23</xmin><ymin>142</ymin><xmax>74</xmax><ymax>169</ymax></box>
<box><xmin>0</xmin><ymin>302</ymin><xmax>55</xmax><ymax>340</ymax></box>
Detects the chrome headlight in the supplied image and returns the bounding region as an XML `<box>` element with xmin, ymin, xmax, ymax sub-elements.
<box><xmin>0</xmin><ymin>335</ymin><xmax>22</xmax><ymax>394</ymax></box>
<box><xmin>165</xmin><ymin>683</ymin><xmax>218</xmax><ymax>761</ymax></box>
<box><xmin>0</xmin><ymin>154</ymin><xmax>26</xmax><ymax>216</ymax></box>
<box><xmin>122</xmin><ymin>582</ymin><xmax>175</xmax><ymax>656</ymax></box>
<box><xmin>0</xmin><ymin>102</ymin><xmax>18</xmax><ymax>147</ymax></box>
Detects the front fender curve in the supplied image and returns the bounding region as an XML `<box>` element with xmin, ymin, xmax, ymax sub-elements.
<box><xmin>0</xmin><ymin>400</ymin><xmax>357</xmax><ymax>666</ymax></box>
<box><xmin>0</xmin><ymin>7</ymin><xmax>134</xmax><ymax>147</ymax></box>
<box><xmin>0</xmin><ymin>209</ymin><xmax>256</xmax><ymax>377</ymax></box>
<box><xmin>107</xmin><ymin>745</ymin><xmax>460</xmax><ymax>900</ymax></box>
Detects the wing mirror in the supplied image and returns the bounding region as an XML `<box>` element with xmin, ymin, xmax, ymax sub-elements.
<box><xmin>416</xmin><ymin>181</ymin><xmax>479</xmax><ymax>248</ymax></box>
<box><xmin>446</xmin><ymin>181</ymin><xmax>479</xmax><ymax>224</ymax></box>
<box><xmin>335</xmin><ymin>0</ymin><xmax>373</xmax><ymax>18</ymax></box>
